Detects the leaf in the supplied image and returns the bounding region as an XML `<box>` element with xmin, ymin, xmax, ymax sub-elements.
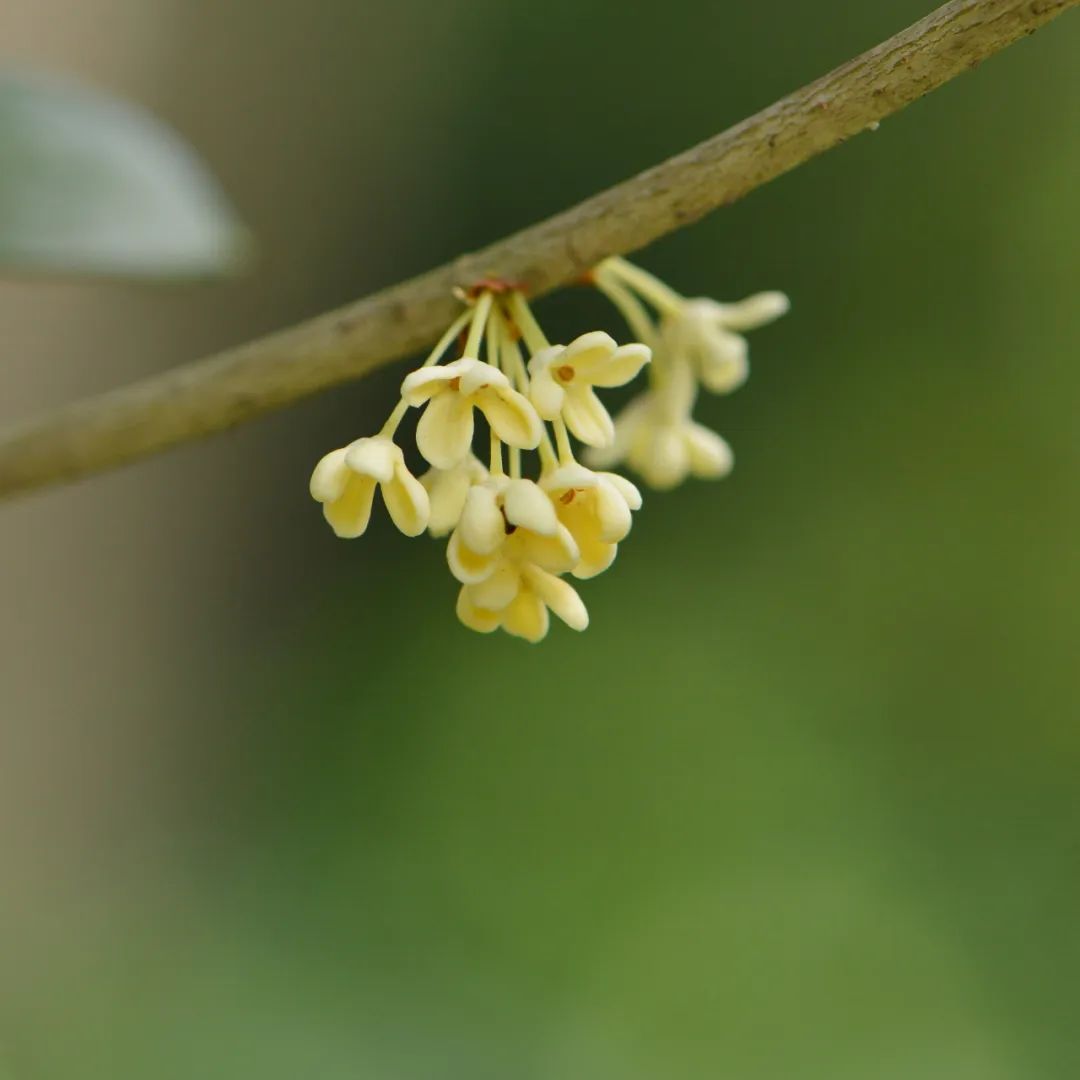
<box><xmin>0</xmin><ymin>68</ymin><xmax>251</xmax><ymax>279</ymax></box>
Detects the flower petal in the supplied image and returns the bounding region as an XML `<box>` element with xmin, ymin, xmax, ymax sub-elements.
<box><xmin>562</xmin><ymin>385</ymin><xmax>615</xmax><ymax>448</ymax></box>
<box><xmin>599</xmin><ymin>471</ymin><xmax>642</xmax><ymax>511</ymax></box>
<box><xmin>540</xmin><ymin>463</ymin><xmax>598</xmax><ymax>494</ymax></box>
<box><xmin>478</xmin><ymin>385</ymin><xmax>543</xmax><ymax>450</ymax></box>
<box><xmin>458</xmin><ymin>484</ymin><xmax>505</xmax><ymax>555</ymax></box>
<box><xmin>593</xmin><ymin>477</ymin><xmax>633</xmax><ymax>543</ymax></box>
<box><xmin>634</xmin><ymin>424</ymin><xmax>689</xmax><ymax>490</ymax></box>
<box><xmin>457</xmin><ymin>358</ymin><xmax>510</xmax><ymax>397</ymax></box>
<box><xmin>571</xmin><ymin>533</ymin><xmax>617</xmax><ymax>580</ymax></box>
<box><xmin>583</xmin><ymin>393</ymin><xmax>651</xmax><ymax>470</ymax></box>
<box><xmin>685</xmin><ymin>422</ymin><xmax>734</xmax><ymax>478</ymax></box>
<box><xmin>447</xmin><ymin>528</ymin><xmax>499</xmax><ymax>584</ymax></box>
<box><xmin>500</xmin><ymin>587</ymin><xmax>550</xmax><ymax>643</ymax></box>
<box><xmin>309</xmin><ymin>447</ymin><xmax>349</xmax><ymax>503</ymax></box>
<box><xmin>583</xmin><ymin>342</ymin><xmax>651</xmax><ymax>388</ymax></box>
<box><xmin>416</xmin><ymin>391</ymin><xmax>475</xmax><ymax>469</ymax></box>
<box><xmin>422</xmin><ymin>459</ymin><xmax>482</xmax><ymax>537</ymax></box>
<box><xmin>468</xmin><ymin>561</ymin><xmax>520</xmax><ymax>611</ymax></box>
<box><xmin>344</xmin><ymin>436</ymin><xmax>398</xmax><ymax>482</ymax></box>
<box><xmin>561</xmin><ymin>330</ymin><xmax>616</xmax><ymax>376</ymax></box>
<box><xmin>401</xmin><ymin>358</ymin><xmax>474</xmax><ymax>406</ymax></box>
<box><xmin>456</xmin><ymin>586</ymin><xmax>500</xmax><ymax>634</ymax></box>
<box><xmin>697</xmin><ymin>331</ymin><xmax>748</xmax><ymax>394</ymax></box>
<box><xmin>524</xmin><ymin>567</ymin><xmax>589</xmax><ymax>631</ymax></box>
<box><xmin>526</xmin><ymin>350</ymin><xmax>566</xmax><ymax>420</ymax></box>
<box><xmin>381</xmin><ymin>463</ymin><xmax>430</xmax><ymax>537</ymax></box>
<box><xmin>515</xmin><ymin>522</ymin><xmax>579</xmax><ymax>573</ymax></box>
<box><xmin>717</xmin><ymin>291</ymin><xmax>790</xmax><ymax>331</ymax></box>
<box><xmin>322</xmin><ymin>472</ymin><xmax>377</xmax><ymax>538</ymax></box>
<box><xmin>503</xmin><ymin>479</ymin><xmax>558</xmax><ymax>536</ymax></box>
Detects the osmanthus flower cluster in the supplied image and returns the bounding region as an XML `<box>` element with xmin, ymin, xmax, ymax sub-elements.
<box><xmin>310</xmin><ymin>262</ymin><xmax>787</xmax><ymax>642</ymax></box>
<box><xmin>588</xmin><ymin>257</ymin><xmax>789</xmax><ymax>489</ymax></box>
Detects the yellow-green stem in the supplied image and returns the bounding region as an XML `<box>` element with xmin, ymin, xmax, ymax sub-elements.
<box><xmin>553</xmin><ymin>417</ymin><xmax>575</xmax><ymax>465</ymax></box>
<box><xmin>497</xmin><ymin>298</ymin><xmax>559</xmax><ymax>471</ymax></box>
<box><xmin>594</xmin><ymin>269</ymin><xmax>659</xmax><ymax>347</ymax></box>
<box><xmin>602</xmin><ymin>257</ymin><xmax>684</xmax><ymax>316</ymax></box>
<box><xmin>485</xmin><ymin>304</ymin><xmax>507</xmax><ymax>476</ymax></box>
<box><xmin>464</xmin><ymin>290</ymin><xmax>493</xmax><ymax>357</ymax></box>
<box><xmin>507</xmin><ymin>292</ymin><xmax>550</xmax><ymax>355</ymax></box>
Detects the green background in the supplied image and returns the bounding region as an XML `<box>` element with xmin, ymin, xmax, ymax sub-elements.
<box><xmin>3</xmin><ymin>1</ymin><xmax>1079</xmax><ymax>1077</ymax></box>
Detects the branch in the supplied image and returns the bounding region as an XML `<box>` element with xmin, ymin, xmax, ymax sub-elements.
<box><xmin>1</xmin><ymin>0</ymin><xmax>1075</xmax><ymax>499</ymax></box>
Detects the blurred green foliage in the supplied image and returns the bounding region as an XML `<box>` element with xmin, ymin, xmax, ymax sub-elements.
<box><xmin>6</xmin><ymin>1</ymin><xmax>1080</xmax><ymax>1078</ymax></box>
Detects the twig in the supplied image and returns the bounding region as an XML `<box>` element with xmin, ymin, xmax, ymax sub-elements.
<box><xmin>1</xmin><ymin>0</ymin><xmax>1075</xmax><ymax>499</ymax></box>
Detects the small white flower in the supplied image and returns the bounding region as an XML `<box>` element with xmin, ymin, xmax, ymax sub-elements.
<box><xmin>528</xmin><ymin>331</ymin><xmax>650</xmax><ymax>447</ymax></box>
<box><xmin>419</xmin><ymin>453</ymin><xmax>488</xmax><ymax>537</ymax></box>
<box><xmin>585</xmin><ymin>394</ymin><xmax>733</xmax><ymax>491</ymax></box>
<box><xmin>662</xmin><ymin>293</ymin><xmax>788</xmax><ymax>394</ymax></box>
<box><xmin>310</xmin><ymin>437</ymin><xmax>429</xmax><ymax>538</ymax></box>
<box><xmin>541</xmin><ymin>463</ymin><xmax>642</xmax><ymax>579</ymax></box>
<box><xmin>402</xmin><ymin>357</ymin><xmax>543</xmax><ymax>469</ymax></box>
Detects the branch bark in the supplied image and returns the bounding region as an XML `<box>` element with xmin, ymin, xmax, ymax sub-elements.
<box><xmin>1</xmin><ymin>0</ymin><xmax>1075</xmax><ymax>499</ymax></box>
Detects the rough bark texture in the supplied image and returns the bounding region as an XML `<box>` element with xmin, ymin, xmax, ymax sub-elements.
<box><xmin>1</xmin><ymin>0</ymin><xmax>1075</xmax><ymax>498</ymax></box>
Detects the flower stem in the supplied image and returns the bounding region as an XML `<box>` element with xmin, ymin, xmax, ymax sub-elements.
<box><xmin>485</xmin><ymin>302</ymin><xmax>508</xmax><ymax>477</ymax></box>
<box><xmin>507</xmin><ymin>292</ymin><xmax>549</xmax><ymax>355</ymax></box>
<box><xmin>497</xmin><ymin>298</ymin><xmax>558</xmax><ymax>472</ymax></box>
<box><xmin>601</xmin><ymin>257</ymin><xmax>684</xmax><ymax>316</ymax></box>
<box><xmin>464</xmin><ymin>290</ymin><xmax>493</xmax><ymax>358</ymax></box>
<box><xmin>594</xmin><ymin>269</ymin><xmax>659</xmax><ymax>347</ymax></box>
<box><xmin>553</xmin><ymin>417</ymin><xmax>575</xmax><ymax>465</ymax></box>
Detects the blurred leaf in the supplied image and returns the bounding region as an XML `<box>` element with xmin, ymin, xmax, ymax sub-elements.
<box><xmin>0</xmin><ymin>68</ymin><xmax>250</xmax><ymax>279</ymax></box>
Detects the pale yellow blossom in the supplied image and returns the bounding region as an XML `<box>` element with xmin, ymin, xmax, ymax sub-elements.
<box><xmin>402</xmin><ymin>357</ymin><xmax>542</xmax><ymax>469</ymax></box>
<box><xmin>419</xmin><ymin>453</ymin><xmax>488</xmax><ymax>537</ymax></box>
<box><xmin>447</xmin><ymin>476</ymin><xmax>588</xmax><ymax>642</ymax></box>
<box><xmin>586</xmin><ymin>394</ymin><xmax>733</xmax><ymax>491</ymax></box>
<box><xmin>456</xmin><ymin>564</ymin><xmax>588</xmax><ymax>643</ymax></box>
<box><xmin>447</xmin><ymin>476</ymin><xmax>578</xmax><ymax>585</ymax></box>
<box><xmin>309</xmin><ymin>436</ymin><xmax>429</xmax><ymax>538</ymax></box>
<box><xmin>541</xmin><ymin>463</ymin><xmax>642</xmax><ymax>578</ymax></box>
<box><xmin>661</xmin><ymin>293</ymin><xmax>789</xmax><ymax>394</ymax></box>
<box><xmin>527</xmin><ymin>331</ymin><xmax>650</xmax><ymax>447</ymax></box>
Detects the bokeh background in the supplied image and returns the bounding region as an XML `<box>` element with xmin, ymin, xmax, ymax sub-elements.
<box><xmin>3</xmin><ymin>1</ymin><xmax>1079</xmax><ymax>1077</ymax></box>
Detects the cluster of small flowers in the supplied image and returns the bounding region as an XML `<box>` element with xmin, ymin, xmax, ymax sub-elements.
<box><xmin>587</xmin><ymin>257</ymin><xmax>789</xmax><ymax>489</ymax></box>
<box><xmin>310</xmin><ymin>262</ymin><xmax>787</xmax><ymax>642</ymax></box>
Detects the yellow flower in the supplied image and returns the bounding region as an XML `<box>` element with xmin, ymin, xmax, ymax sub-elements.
<box><xmin>448</xmin><ymin>476</ymin><xmax>577</xmax><ymax>584</ymax></box>
<box><xmin>402</xmin><ymin>357</ymin><xmax>542</xmax><ymax>469</ymax></box>
<box><xmin>456</xmin><ymin>566</ymin><xmax>588</xmax><ymax>643</ymax></box>
<box><xmin>540</xmin><ymin>463</ymin><xmax>642</xmax><ymax>578</ymax></box>
<box><xmin>419</xmin><ymin>453</ymin><xmax>488</xmax><ymax>537</ymax></box>
<box><xmin>527</xmin><ymin>331</ymin><xmax>650</xmax><ymax>447</ymax></box>
<box><xmin>586</xmin><ymin>394</ymin><xmax>733</xmax><ymax>491</ymax></box>
<box><xmin>447</xmin><ymin>476</ymin><xmax>588</xmax><ymax>642</ymax></box>
<box><xmin>310</xmin><ymin>437</ymin><xmax>429</xmax><ymax>538</ymax></box>
<box><xmin>661</xmin><ymin>293</ymin><xmax>789</xmax><ymax>394</ymax></box>
<box><xmin>308</xmin><ymin>267</ymin><xmax>778</xmax><ymax>640</ymax></box>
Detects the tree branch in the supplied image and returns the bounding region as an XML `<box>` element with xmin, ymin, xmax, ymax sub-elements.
<box><xmin>1</xmin><ymin>0</ymin><xmax>1075</xmax><ymax>499</ymax></box>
